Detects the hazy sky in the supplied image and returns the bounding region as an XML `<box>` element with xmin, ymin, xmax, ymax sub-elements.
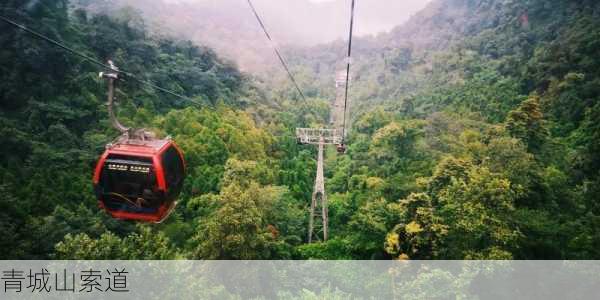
<box><xmin>163</xmin><ymin>0</ymin><xmax>433</xmax><ymax>37</ymax></box>
<box><xmin>343</xmin><ymin>0</ymin><xmax>434</xmax><ymax>35</ymax></box>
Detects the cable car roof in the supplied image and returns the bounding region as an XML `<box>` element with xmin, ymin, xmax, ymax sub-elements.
<box><xmin>107</xmin><ymin>139</ymin><xmax>172</xmax><ymax>155</ymax></box>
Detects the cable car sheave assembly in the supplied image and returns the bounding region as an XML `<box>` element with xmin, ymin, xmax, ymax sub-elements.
<box><xmin>93</xmin><ymin>62</ymin><xmax>186</xmax><ymax>223</ymax></box>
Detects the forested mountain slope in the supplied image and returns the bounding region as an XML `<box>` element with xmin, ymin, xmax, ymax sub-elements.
<box><xmin>1</xmin><ymin>0</ymin><xmax>599</xmax><ymax>260</ymax></box>
<box><xmin>287</xmin><ymin>0</ymin><xmax>600</xmax><ymax>259</ymax></box>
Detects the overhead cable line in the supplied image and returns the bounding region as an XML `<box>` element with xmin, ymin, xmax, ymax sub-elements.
<box><xmin>341</xmin><ymin>0</ymin><xmax>356</xmax><ymax>143</ymax></box>
<box><xmin>0</xmin><ymin>15</ymin><xmax>203</xmax><ymax>107</ymax></box>
<box><xmin>245</xmin><ymin>0</ymin><xmax>308</xmax><ymax>102</ymax></box>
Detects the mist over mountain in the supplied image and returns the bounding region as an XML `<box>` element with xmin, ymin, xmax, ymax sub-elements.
<box><xmin>73</xmin><ymin>0</ymin><xmax>431</xmax><ymax>71</ymax></box>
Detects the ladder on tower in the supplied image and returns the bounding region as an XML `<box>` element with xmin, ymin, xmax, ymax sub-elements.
<box><xmin>331</xmin><ymin>70</ymin><xmax>349</xmax><ymax>131</ymax></box>
<box><xmin>309</xmin><ymin>137</ymin><xmax>327</xmax><ymax>243</ymax></box>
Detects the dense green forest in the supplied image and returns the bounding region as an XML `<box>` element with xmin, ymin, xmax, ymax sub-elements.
<box><xmin>1</xmin><ymin>0</ymin><xmax>599</xmax><ymax>260</ymax></box>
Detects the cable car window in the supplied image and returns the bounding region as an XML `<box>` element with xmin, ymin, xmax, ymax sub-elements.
<box><xmin>161</xmin><ymin>146</ymin><xmax>184</xmax><ymax>196</ymax></box>
<box><xmin>99</xmin><ymin>154</ymin><xmax>160</xmax><ymax>211</ymax></box>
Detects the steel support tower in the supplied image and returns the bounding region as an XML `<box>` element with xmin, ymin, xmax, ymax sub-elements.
<box><xmin>296</xmin><ymin>129</ymin><xmax>341</xmax><ymax>243</ymax></box>
<box><xmin>296</xmin><ymin>71</ymin><xmax>348</xmax><ymax>243</ymax></box>
<box><xmin>309</xmin><ymin>137</ymin><xmax>327</xmax><ymax>243</ymax></box>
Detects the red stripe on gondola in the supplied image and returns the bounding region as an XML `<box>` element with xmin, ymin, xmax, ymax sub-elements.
<box><xmin>153</xmin><ymin>153</ymin><xmax>167</xmax><ymax>191</ymax></box>
<box><xmin>171</xmin><ymin>142</ymin><xmax>187</xmax><ymax>173</ymax></box>
<box><xmin>93</xmin><ymin>151</ymin><xmax>110</xmax><ymax>184</ymax></box>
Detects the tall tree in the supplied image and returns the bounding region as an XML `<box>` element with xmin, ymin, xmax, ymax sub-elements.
<box><xmin>506</xmin><ymin>96</ymin><xmax>547</xmax><ymax>154</ymax></box>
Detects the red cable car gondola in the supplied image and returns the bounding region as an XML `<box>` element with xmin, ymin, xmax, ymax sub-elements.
<box><xmin>93</xmin><ymin>138</ymin><xmax>185</xmax><ymax>223</ymax></box>
<box><xmin>93</xmin><ymin>62</ymin><xmax>186</xmax><ymax>223</ymax></box>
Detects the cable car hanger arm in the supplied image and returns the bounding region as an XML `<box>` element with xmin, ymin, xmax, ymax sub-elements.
<box><xmin>100</xmin><ymin>61</ymin><xmax>155</xmax><ymax>142</ymax></box>
<box><xmin>100</xmin><ymin>61</ymin><xmax>129</xmax><ymax>134</ymax></box>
